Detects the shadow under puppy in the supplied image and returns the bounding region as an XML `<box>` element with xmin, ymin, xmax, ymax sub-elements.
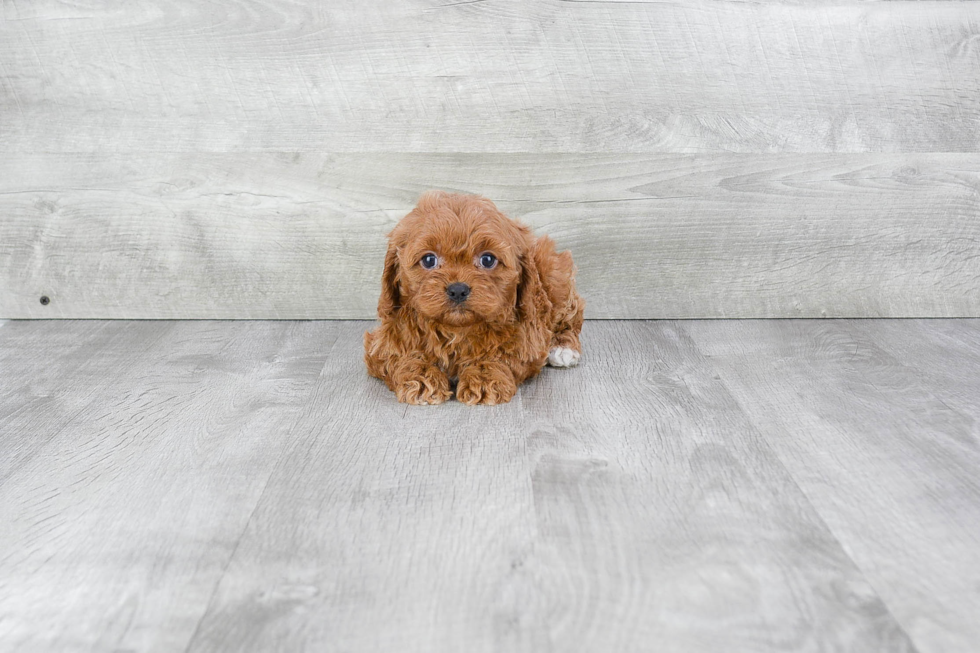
<box><xmin>364</xmin><ymin>191</ymin><xmax>584</xmax><ymax>405</ymax></box>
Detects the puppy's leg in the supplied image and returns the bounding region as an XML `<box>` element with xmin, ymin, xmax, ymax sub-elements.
<box><xmin>533</xmin><ymin>242</ymin><xmax>585</xmax><ymax>368</ymax></box>
<box><xmin>456</xmin><ymin>361</ymin><xmax>518</xmax><ymax>406</ymax></box>
<box><xmin>547</xmin><ymin>315</ymin><xmax>582</xmax><ymax>367</ymax></box>
<box><xmin>390</xmin><ymin>355</ymin><xmax>452</xmax><ymax>405</ymax></box>
<box><xmin>548</xmin><ymin>334</ymin><xmax>582</xmax><ymax>368</ymax></box>
<box><xmin>545</xmin><ymin>275</ymin><xmax>584</xmax><ymax>368</ymax></box>
<box><xmin>365</xmin><ymin>329</ymin><xmax>450</xmax><ymax>405</ymax></box>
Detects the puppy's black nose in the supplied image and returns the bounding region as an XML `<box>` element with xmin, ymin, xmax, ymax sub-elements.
<box><xmin>446</xmin><ymin>282</ymin><xmax>471</xmax><ymax>304</ymax></box>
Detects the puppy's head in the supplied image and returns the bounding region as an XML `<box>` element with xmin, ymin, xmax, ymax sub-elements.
<box><xmin>379</xmin><ymin>191</ymin><xmax>532</xmax><ymax>327</ymax></box>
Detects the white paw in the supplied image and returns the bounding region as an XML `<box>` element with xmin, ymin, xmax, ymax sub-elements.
<box><xmin>547</xmin><ymin>347</ymin><xmax>581</xmax><ymax>368</ymax></box>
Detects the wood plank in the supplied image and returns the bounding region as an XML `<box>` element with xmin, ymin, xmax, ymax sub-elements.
<box><xmin>0</xmin><ymin>320</ymin><xmax>174</xmax><ymax>485</ymax></box>
<box><xmin>687</xmin><ymin>319</ymin><xmax>980</xmax><ymax>653</ymax></box>
<box><xmin>1</xmin><ymin>153</ymin><xmax>978</xmax><ymax>319</ymax></box>
<box><xmin>0</xmin><ymin>321</ymin><xmax>335</xmax><ymax>652</ymax></box>
<box><xmin>184</xmin><ymin>321</ymin><xmax>914</xmax><ymax>652</ymax></box>
<box><xmin>1</xmin><ymin>0</ymin><xmax>977</xmax><ymax>153</ymax></box>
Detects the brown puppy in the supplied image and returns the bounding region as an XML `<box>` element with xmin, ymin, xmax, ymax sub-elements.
<box><xmin>364</xmin><ymin>191</ymin><xmax>584</xmax><ymax>405</ymax></box>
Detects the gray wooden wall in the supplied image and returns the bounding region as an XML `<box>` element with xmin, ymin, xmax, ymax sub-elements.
<box><xmin>1</xmin><ymin>0</ymin><xmax>978</xmax><ymax>319</ymax></box>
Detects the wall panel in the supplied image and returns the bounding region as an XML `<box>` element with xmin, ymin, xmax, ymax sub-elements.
<box><xmin>2</xmin><ymin>153</ymin><xmax>977</xmax><ymax>319</ymax></box>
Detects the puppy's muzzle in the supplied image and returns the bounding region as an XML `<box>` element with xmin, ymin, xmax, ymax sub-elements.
<box><xmin>446</xmin><ymin>282</ymin><xmax>471</xmax><ymax>304</ymax></box>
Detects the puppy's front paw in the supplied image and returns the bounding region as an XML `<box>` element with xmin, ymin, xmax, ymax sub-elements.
<box><xmin>547</xmin><ymin>346</ymin><xmax>581</xmax><ymax>368</ymax></box>
<box><xmin>393</xmin><ymin>365</ymin><xmax>452</xmax><ymax>405</ymax></box>
<box><xmin>456</xmin><ymin>364</ymin><xmax>517</xmax><ymax>406</ymax></box>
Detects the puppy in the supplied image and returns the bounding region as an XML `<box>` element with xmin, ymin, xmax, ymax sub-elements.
<box><xmin>364</xmin><ymin>191</ymin><xmax>584</xmax><ymax>405</ymax></box>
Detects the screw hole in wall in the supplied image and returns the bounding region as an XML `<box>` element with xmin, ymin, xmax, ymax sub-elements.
<box><xmin>40</xmin><ymin>295</ymin><xmax>50</xmax><ymax>306</ymax></box>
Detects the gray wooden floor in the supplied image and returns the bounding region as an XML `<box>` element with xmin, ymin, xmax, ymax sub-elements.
<box><xmin>1</xmin><ymin>319</ymin><xmax>978</xmax><ymax>653</ymax></box>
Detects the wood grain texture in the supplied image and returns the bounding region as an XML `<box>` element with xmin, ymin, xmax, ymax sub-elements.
<box><xmin>0</xmin><ymin>320</ymin><xmax>333</xmax><ymax>651</ymax></box>
<box><xmin>7</xmin><ymin>319</ymin><xmax>980</xmax><ymax>650</ymax></box>
<box><xmin>1</xmin><ymin>0</ymin><xmax>978</xmax><ymax>153</ymax></box>
<box><xmin>1</xmin><ymin>152</ymin><xmax>978</xmax><ymax>319</ymax></box>
<box><xmin>176</xmin><ymin>322</ymin><xmax>908</xmax><ymax>652</ymax></box>
<box><xmin>510</xmin><ymin>321</ymin><xmax>914</xmax><ymax>652</ymax></box>
<box><xmin>3</xmin><ymin>0</ymin><xmax>979</xmax><ymax>319</ymax></box>
<box><xmin>687</xmin><ymin>319</ymin><xmax>980</xmax><ymax>653</ymax></box>
<box><xmin>0</xmin><ymin>320</ymin><xmax>174</xmax><ymax>485</ymax></box>
<box><xmin>185</xmin><ymin>323</ymin><xmax>545</xmax><ymax>652</ymax></box>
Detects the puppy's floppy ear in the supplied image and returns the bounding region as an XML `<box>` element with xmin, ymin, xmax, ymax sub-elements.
<box><xmin>516</xmin><ymin>241</ymin><xmax>551</xmax><ymax>323</ymax></box>
<box><xmin>378</xmin><ymin>242</ymin><xmax>401</xmax><ymax>319</ymax></box>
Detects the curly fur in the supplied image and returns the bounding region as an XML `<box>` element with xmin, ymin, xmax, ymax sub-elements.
<box><xmin>364</xmin><ymin>191</ymin><xmax>584</xmax><ymax>405</ymax></box>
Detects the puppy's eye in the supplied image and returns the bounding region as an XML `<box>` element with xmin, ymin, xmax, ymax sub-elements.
<box><xmin>420</xmin><ymin>253</ymin><xmax>438</xmax><ymax>269</ymax></box>
<box><xmin>478</xmin><ymin>253</ymin><xmax>497</xmax><ymax>269</ymax></box>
